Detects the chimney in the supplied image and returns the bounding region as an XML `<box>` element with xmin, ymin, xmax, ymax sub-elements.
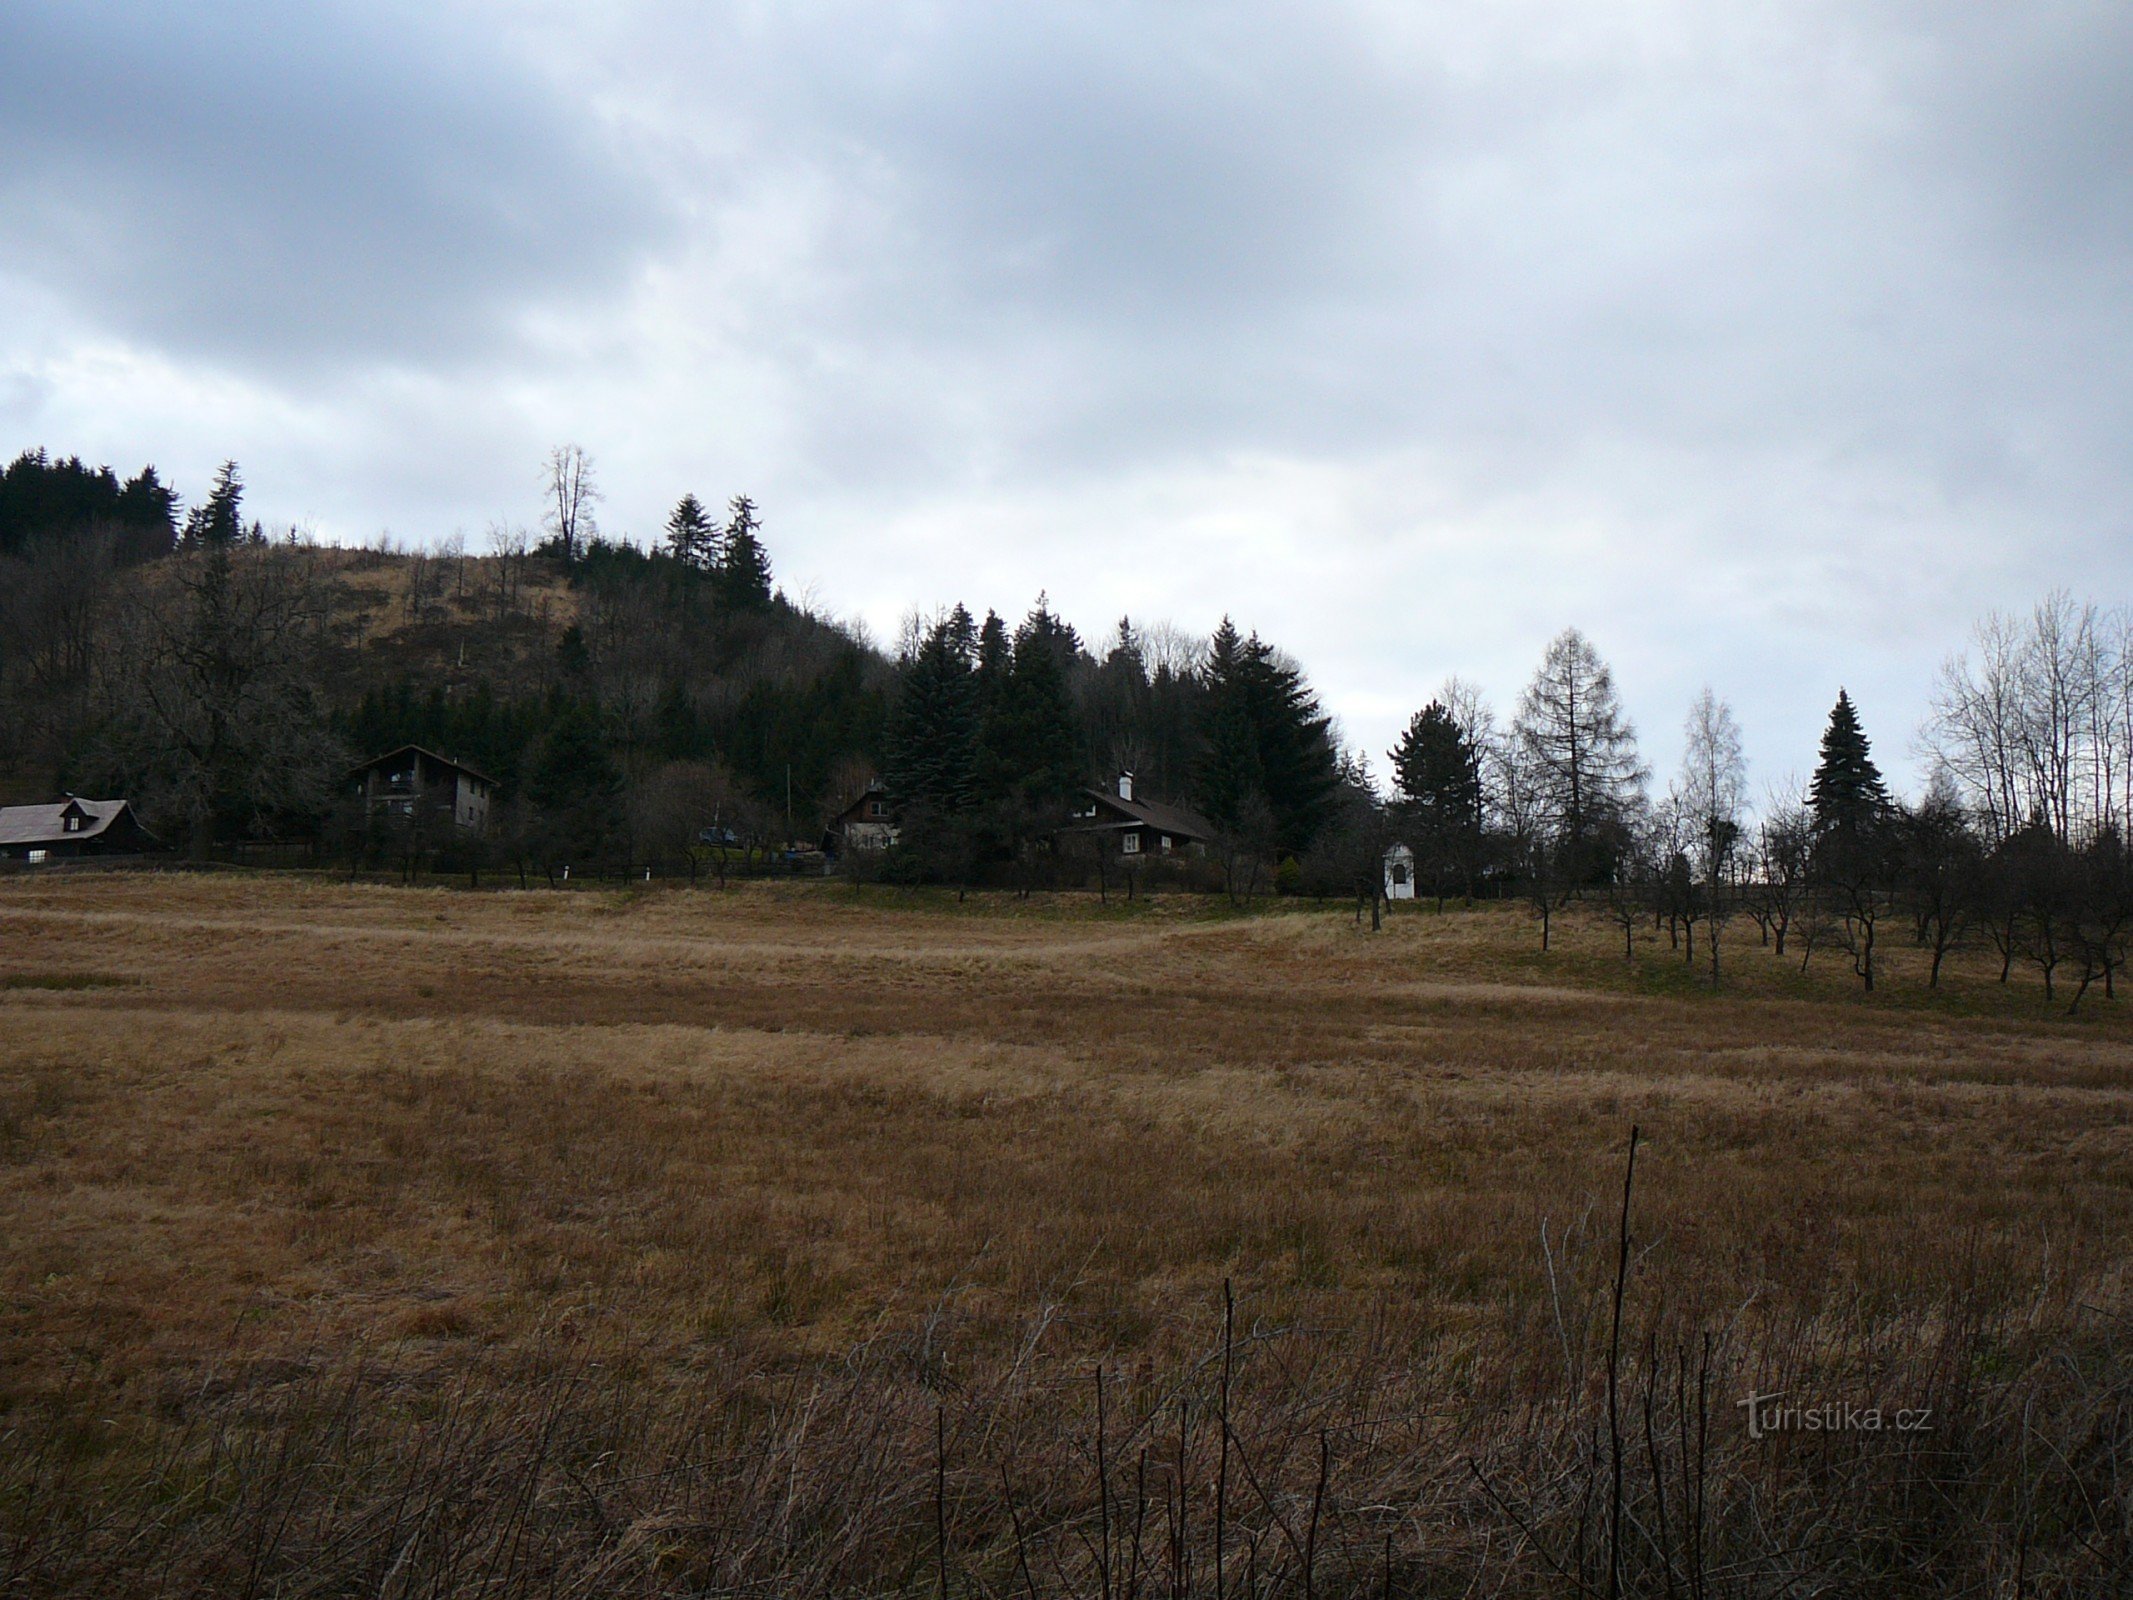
<box><xmin>1117</xmin><ymin>770</ymin><xmax>1134</xmax><ymax>802</ymax></box>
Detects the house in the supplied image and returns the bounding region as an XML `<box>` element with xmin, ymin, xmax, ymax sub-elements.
<box><xmin>1065</xmin><ymin>772</ymin><xmax>1213</xmax><ymax>859</ymax></box>
<box><xmin>0</xmin><ymin>797</ymin><xmax>159</xmax><ymax>862</ymax></box>
<box><xmin>823</xmin><ymin>781</ymin><xmax>899</xmax><ymax>853</ymax></box>
<box><xmin>346</xmin><ymin>745</ymin><xmax>496</xmax><ymax>833</ymax></box>
<box><xmin>1383</xmin><ymin>841</ymin><xmax>1416</xmax><ymax>901</ymax></box>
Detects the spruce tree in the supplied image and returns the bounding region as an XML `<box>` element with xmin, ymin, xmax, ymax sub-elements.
<box><xmin>654</xmin><ymin>680</ymin><xmax>698</xmax><ymax>760</ymax></box>
<box><xmin>115</xmin><ymin>465</ymin><xmax>178</xmax><ymax>552</ymax></box>
<box><xmin>984</xmin><ymin>602</ymin><xmax>1083</xmax><ymax>807</ymax></box>
<box><xmin>884</xmin><ymin>615</ymin><xmax>979</xmax><ymax>813</ymax></box>
<box><xmin>0</xmin><ymin>451</ymin><xmax>177</xmax><ymax>559</ymax></box>
<box><xmin>718</xmin><ymin>495</ymin><xmax>773</xmax><ymax>606</ymax></box>
<box><xmin>1196</xmin><ymin>618</ymin><xmax>1339</xmax><ymax>853</ymax></box>
<box><xmin>182</xmin><ymin>460</ymin><xmax>244</xmax><ymax>549</ymax></box>
<box><xmin>971</xmin><ymin>609</ymin><xmax>1014</xmax><ymax>800</ymax></box>
<box><xmin>1197</xmin><ymin>620</ymin><xmax>1257</xmax><ymax>830</ymax></box>
<box><xmin>973</xmin><ymin>610</ymin><xmax>1011</xmax><ymax>712</ymax></box>
<box><xmin>664</xmin><ymin>493</ymin><xmax>715</xmax><ymax>567</ymax></box>
<box><xmin>1808</xmin><ymin>689</ymin><xmax>1890</xmax><ymax>837</ymax></box>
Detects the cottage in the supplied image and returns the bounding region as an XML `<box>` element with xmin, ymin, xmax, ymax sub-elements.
<box><xmin>1065</xmin><ymin>772</ymin><xmax>1213</xmax><ymax>858</ymax></box>
<box><xmin>346</xmin><ymin>745</ymin><xmax>496</xmax><ymax>833</ymax></box>
<box><xmin>824</xmin><ymin>781</ymin><xmax>899</xmax><ymax>853</ymax></box>
<box><xmin>0</xmin><ymin>797</ymin><xmax>159</xmax><ymax>862</ymax></box>
<box><xmin>1382</xmin><ymin>841</ymin><xmax>1416</xmax><ymax>901</ymax></box>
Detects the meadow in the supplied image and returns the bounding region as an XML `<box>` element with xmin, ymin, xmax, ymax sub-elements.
<box><xmin>2</xmin><ymin>872</ymin><xmax>2129</xmax><ymax>1595</ymax></box>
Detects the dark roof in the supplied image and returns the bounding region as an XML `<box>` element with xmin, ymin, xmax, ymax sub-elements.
<box><xmin>0</xmin><ymin>797</ymin><xmax>148</xmax><ymax>847</ymax></box>
<box><xmin>828</xmin><ymin>783</ymin><xmax>892</xmax><ymax>827</ymax></box>
<box><xmin>348</xmin><ymin>744</ymin><xmax>498</xmax><ymax>788</ymax></box>
<box><xmin>1076</xmin><ymin>788</ymin><xmax>1214</xmax><ymax>842</ymax></box>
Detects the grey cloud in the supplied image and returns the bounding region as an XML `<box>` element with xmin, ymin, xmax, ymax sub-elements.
<box><xmin>0</xmin><ymin>1</ymin><xmax>667</xmax><ymax>372</ymax></box>
<box><xmin>6</xmin><ymin>1</ymin><xmax>2132</xmax><ymax>788</ymax></box>
<box><xmin>659</xmin><ymin>1</ymin><xmax>2133</xmax><ymax>510</ymax></box>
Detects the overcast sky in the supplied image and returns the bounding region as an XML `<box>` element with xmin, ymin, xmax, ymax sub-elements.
<box><xmin>4</xmin><ymin>1</ymin><xmax>2129</xmax><ymax>793</ymax></box>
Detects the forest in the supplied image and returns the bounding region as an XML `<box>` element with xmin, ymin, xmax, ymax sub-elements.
<box><xmin>4</xmin><ymin>444</ymin><xmax>2133</xmax><ymax>1005</ymax></box>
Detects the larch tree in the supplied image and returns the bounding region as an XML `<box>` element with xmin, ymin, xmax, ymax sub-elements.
<box><xmin>1512</xmin><ymin>627</ymin><xmax>1647</xmax><ymax>881</ymax></box>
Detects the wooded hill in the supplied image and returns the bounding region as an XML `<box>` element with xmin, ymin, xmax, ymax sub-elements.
<box><xmin>17</xmin><ymin>445</ymin><xmax>2133</xmax><ymax>1010</ymax></box>
<box><xmin>0</xmin><ymin>448</ymin><xmax>1358</xmax><ymax>886</ymax></box>
<box><xmin>0</xmin><ymin>451</ymin><xmax>896</xmax><ymax>860</ymax></box>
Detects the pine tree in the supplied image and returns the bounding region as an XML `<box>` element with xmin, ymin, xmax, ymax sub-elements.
<box><xmin>664</xmin><ymin>493</ymin><xmax>715</xmax><ymax>567</ymax></box>
<box><xmin>1389</xmin><ymin>700</ymin><xmax>1483</xmax><ymax>894</ymax></box>
<box><xmin>718</xmin><ymin>495</ymin><xmax>773</xmax><ymax>607</ymax></box>
<box><xmin>1389</xmin><ymin>700</ymin><xmax>1481</xmax><ymax>827</ymax></box>
<box><xmin>1809</xmin><ymin>689</ymin><xmax>1890</xmax><ymax>837</ymax></box>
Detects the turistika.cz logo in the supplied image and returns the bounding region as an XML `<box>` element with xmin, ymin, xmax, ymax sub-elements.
<box><xmin>1737</xmin><ymin>1391</ymin><xmax>1934</xmax><ymax>1441</ymax></box>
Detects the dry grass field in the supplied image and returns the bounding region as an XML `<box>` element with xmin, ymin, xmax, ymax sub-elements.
<box><xmin>3</xmin><ymin>872</ymin><xmax>2130</xmax><ymax>1595</ymax></box>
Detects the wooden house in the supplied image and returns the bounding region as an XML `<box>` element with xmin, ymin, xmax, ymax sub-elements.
<box><xmin>346</xmin><ymin>745</ymin><xmax>496</xmax><ymax>833</ymax></box>
<box><xmin>823</xmin><ymin>781</ymin><xmax>898</xmax><ymax>853</ymax></box>
<box><xmin>0</xmin><ymin>797</ymin><xmax>159</xmax><ymax>861</ymax></box>
<box><xmin>1064</xmin><ymin>772</ymin><xmax>1213</xmax><ymax>858</ymax></box>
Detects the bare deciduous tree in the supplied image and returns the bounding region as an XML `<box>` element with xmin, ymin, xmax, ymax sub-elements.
<box><xmin>541</xmin><ymin>445</ymin><xmax>600</xmax><ymax>561</ymax></box>
<box><xmin>87</xmin><ymin>545</ymin><xmax>346</xmax><ymax>855</ymax></box>
<box><xmin>1676</xmin><ymin>688</ymin><xmax>1746</xmax><ymax>980</ymax></box>
<box><xmin>1746</xmin><ymin>785</ymin><xmax>1813</xmax><ymax>958</ymax></box>
<box><xmin>1925</xmin><ymin>593</ymin><xmax>2131</xmax><ymax>846</ymax></box>
<box><xmin>629</xmin><ymin>760</ymin><xmax>733</xmax><ymax>882</ymax></box>
<box><xmin>485</xmin><ymin>520</ymin><xmax>530</xmax><ymax>622</ymax></box>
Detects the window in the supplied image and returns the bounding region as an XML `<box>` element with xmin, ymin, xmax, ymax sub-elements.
<box><xmin>62</xmin><ymin>813</ymin><xmax>82</xmax><ymax>832</ymax></box>
<box><xmin>1159</xmin><ymin>835</ymin><xmax>1171</xmax><ymax>852</ymax></box>
<box><xmin>868</xmin><ymin>800</ymin><xmax>886</xmax><ymax>818</ymax></box>
<box><xmin>1122</xmin><ymin>833</ymin><xmax>1141</xmax><ymax>855</ymax></box>
<box><xmin>1391</xmin><ymin>863</ymin><xmax>1408</xmax><ymax>885</ymax></box>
